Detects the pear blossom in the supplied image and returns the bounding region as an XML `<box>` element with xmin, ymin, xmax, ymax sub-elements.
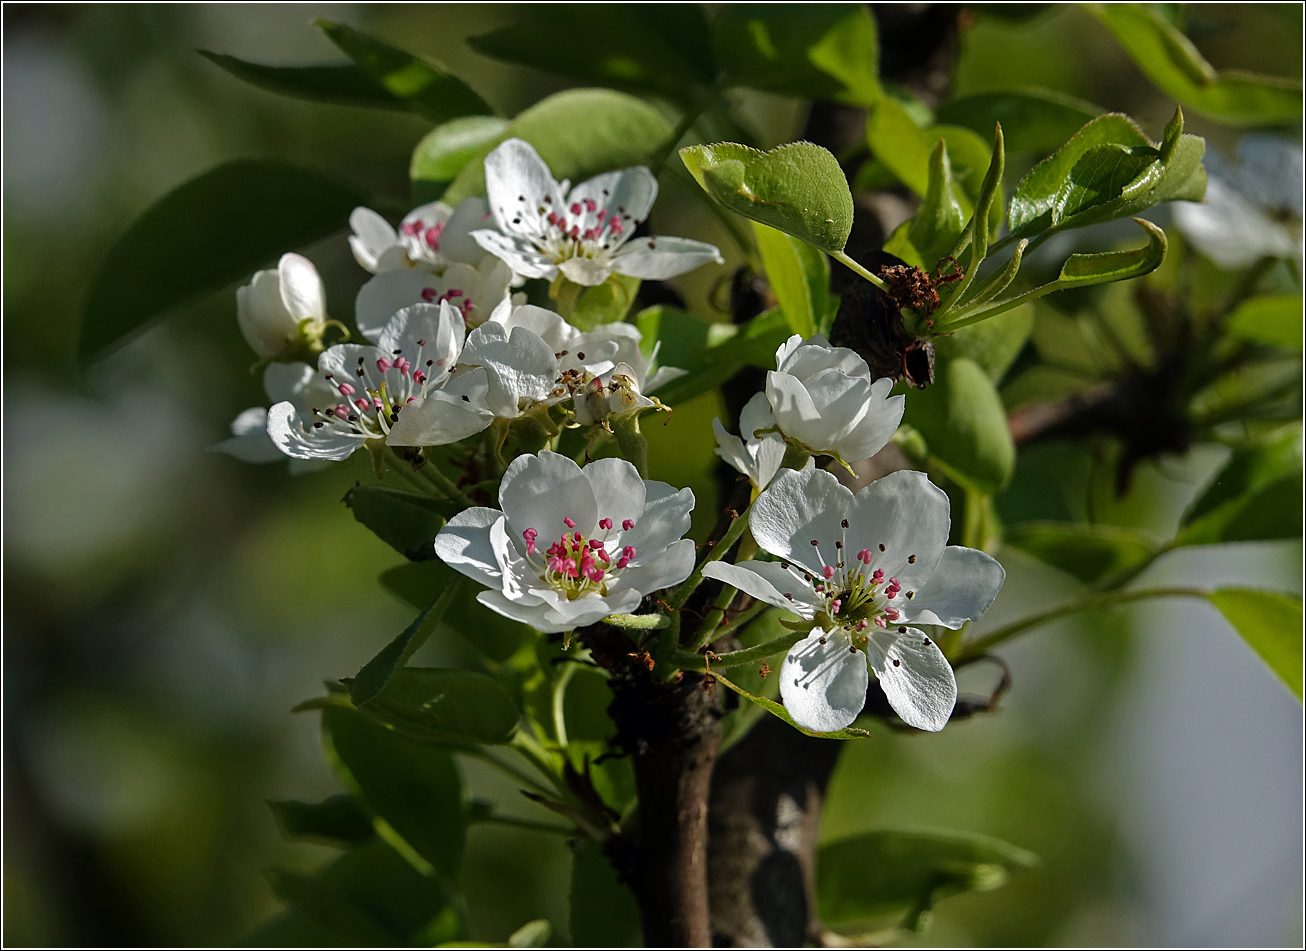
<box><xmin>268</xmin><ymin>300</ymin><xmax>489</xmax><ymax>461</ymax></box>
<box><xmin>765</xmin><ymin>334</ymin><xmax>904</xmax><ymax>465</ymax></box>
<box><xmin>702</xmin><ymin>467</ymin><xmax>1005</xmax><ymax>733</ymax></box>
<box><xmin>354</xmin><ymin>257</ymin><xmax>515</xmax><ymax>340</ymax></box>
<box><xmin>435</xmin><ymin>451</ymin><xmax>696</xmax><ymax>632</ymax></box>
<box><xmin>471</xmin><ymin>138</ymin><xmax>724</xmax><ymax>287</ymax></box>
<box><xmin>713</xmin><ymin>392</ymin><xmax>790</xmax><ymax>492</ymax></box>
<box><xmin>236</xmin><ymin>253</ymin><xmax>330</xmax><ymax>361</ymax></box>
<box><xmin>348</xmin><ymin>197</ymin><xmax>495</xmax><ymax>274</ymax></box>
<box><xmin>1172</xmin><ymin>134</ymin><xmax>1303</xmax><ymax>270</ymax></box>
<box><xmin>212</xmin><ymin>362</ymin><xmax>336</xmax><ymax>467</ymax></box>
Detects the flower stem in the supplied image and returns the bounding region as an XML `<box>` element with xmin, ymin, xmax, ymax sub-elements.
<box><xmin>668</xmin><ymin>507</ymin><xmax>751</xmax><ymax>610</ymax></box>
<box><xmin>416</xmin><ymin>459</ymin><xmax>476</xmax><ymax>508</ymax></box>
<box><xmin>831</xmin><ymin>250</ymin><xmax>889</xmax><ymax>292</ymax></box>
<box><xmin>955</xmin><ymin>585</ymin><xmax>1209</xmax><ymax>660</ymax></box>
<box><xmin>669</xmin><ymin>630</ymin><xmax>806</xmax><ymax>671</ymax></box>
<box><xmin>687</xmin><ymin>584</ymin><xmax>739</xmax><ymax>651</ymax></box>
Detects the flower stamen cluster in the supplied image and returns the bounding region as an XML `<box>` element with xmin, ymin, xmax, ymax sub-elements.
<box><xmin>520</xmin><ymin>515</ymin><xmax>639</xmax><ymax>599</ymax></box>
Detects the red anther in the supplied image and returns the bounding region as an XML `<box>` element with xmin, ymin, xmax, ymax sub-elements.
<box><xmin>622</xmin><ymin>519</ymin><xmax>634</xmax><ymax>531</ymax></box>
<box><xmin>377</xmin><ymin>357</ymin><xmax>393</xmax><ymax>372</ymax></box>
<box><xmin>564</xmin><ymin>517</ymin><xmax>576</xmax><ymax>529</ymax></box>
<box><xmin>599</xmin><ymin>517</ymin><xmax>613</xmax><ymax>530</ymax></box>
<box><xmin>584</xmin><ymin>198</ymin><xmax>597</xmax><ymax>212</ymax></box>
<box><xmin>337</xmin><ymin>383</ymin><xmax>356</xmax><ymax>396</ymax></box>
<box><xmin>822</xmin><ymin>565</ymin><xmax>835</xmax><ymax>579</ymax></box>
<box><xmin>421</xmin><ymin>288</ymin><xmax>439</xmax><ymax>302</ymax></box>
<box><xmin>570</xmin><ymin>202</ymin><xmax>581</xmax><ymax>215</ymax></box>
<box><xmin>401</xmin><ymin>220</ymin><xmax>424</xmax><ymax>236</ymax></box>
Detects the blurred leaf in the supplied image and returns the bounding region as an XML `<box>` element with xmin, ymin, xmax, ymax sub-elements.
<box><xmin>345</xmin><ymin>483</ymin><xmax>452</xmax><ymax>561</ymax></box>
<box><xmin>905</xmin><ymin>357</ymin><xmax>1016</xmax><ymax>495</ymax></box>
<box><xmin>443</xmin><ymin>89</ymin><xmax>672</xmax><ymax>204</ymax></box>
<box><xmin>1207</xmin><ymin>588</ymin><xmax>1304</xmax><ymax>698</ymax></box>
<box><xmin>359</xmin><ymin>668</ymin><xmax>520</xmax><ymax>746</ymax></box>
<box><xmin>269</xmin><ymin>794</ymin><xmax>375</xmax><ymax>848</ymax></box>
<box><xmin>680</xmin><ymin>141</ymin><xmax>853</xmax><ymax>253</ymax></box>
<box><xmin>1089</xmin><ymin>4</ymin><xmax>1302</xmax><ymax>127</ymax></box>
<box><xmin>199</xmin><ymin>51</ymin><xmax>404</xmax><ymax>109</ymax></box>
<box><xmin>639</xmin><ymin>307</ymin><xmax>791</xmax><ymax>406</ymax></box>
<box><xmin>1178</xmin><ymin>430</ymin><xmax>1303</xmax><ymax>545</ymax></box>
<box><xmin>322</xmin><ymin>705</ymin><xmax>466</xmax><ymax>877</ymax></box>
<box><xmin>469</xmin><ymin>6</ymin><xmax>714</xmax><ymax>106</ymax></box>
<box><xmin>1225</xmin><ymin>294</ymin><xmax>1304</xmax><ymax>352</ymax></box>
<box><xmin>570</xmin><ymin>837</ymin><xmax>643</xmax><ymax>947</ymax></box>
<box><xmin>261</xmin><ymin>840</ymin><xmax>461</xmax><ymax>946</ymax></box>
<box><xmin>908</xmin><ymin>140</ymin><xmax>967</xmax><ymax>269</ymax></box>
<box><xmin>713</xmin><ymin>671</ymin><xmax>873</xmax><ymax>740</ymax></box>
<box><xmin>352</xmin><ymin>573</ymin><xmax>463</xmax><ymax>705</ymax></box>
<box><xmin>411</xmin><ymin>115</ymin><xmax>510</xmax><ymax>201</ymax></box>
<box><xmin>818</xmin><ymin>829</ymin><xmax>1036</xmax><ymax>934</ymax></box>
<box><xmin>507</xmin><ymin>919</ymin><xmax>553</xmax><ymax>947</ymax></box>
<box><xmin>752</xmin><ymin>221</ymin><xmax>831</xmax><ymax>338</ymax></box>
<box><xmin>317</xmin><ymin>19</ymin><xmax>491</xmax><ymax>123</ymax></box>
<box><xmin>932</xmin><ymin>303</ymin><xmax>1034</xmax><ymax>383</ymax></box>
<box><xmin>1004</xmin><ymin>521</ymin><xmax>1157</xmax><ymax>584</ymax></box>
<box><xmin>936</xmin><ymin>88</ymin><xmax>1103</xmax><ymax>154</ymax></box>
<box><xmin>571</xmin><ymin>273</ymin><xmax>642</xmax><ymax>331</ymax></box>
<box><xmin>80</xmin><ymin>160</ymin><xmax>367</xmax><ymax>365</ymax></box>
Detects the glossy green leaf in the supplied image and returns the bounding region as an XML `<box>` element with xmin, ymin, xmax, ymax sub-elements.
<box><xmin>932</xmin><ymin>303</ymin><xmax>1034</xmax><ymax>383</ymax></box>
<box><xmin>443</xmin><ymin>89</ymin><xmax>672</xmax><ymax>205</ymax></box>
<box><xmin>199</xmin><ymin>51</ymin><xmax>403</xmax><ymax>109</ymax></box>
<box><xmin>321</xmin><ymin>705</ymin><xmax>466</xmax><ymax>877</ymax></box>
<box><xmin>317</xmin><ymin>20</ymin><xmax>490</xmax><ymax>123</ymax></box>
<box><xmin>866</xmin><ymin>98</ymin><xmax>996</xmax><ymax>213</ymax></box>
<box><xmin>359</xmin><ymin>667</ymin><xmax>520</xmax><ymax>746</ymax></box>
<box><xmin>352</xmin><ymin>574</ymin><xmax>463</xmax><ymax>705</ymax></box>
<box><xmin>637</xmin><ymin>307</ymin><xmax>791</xmax><ymax>407</ymax></box>
<box><xmin>1207</xmin><ymin>588</ymin><xmax>1303</xmax><ymax>699</ymax></box>
<box><xmin>818</xmin><ymin>829</ymin><xmax>1036</xmax><ymax>935</ymax></box>
<box><xmin>752</xmin><ymin>221</ymin><xmax>831</xmax><ymax>338</ymax></box>
<box><xmin>712</xmin><ymin>672</ymin><xmax>873</xmax><ymax>740</ymax></box>
<box><xmin>936</xmin><ymin>88</ymin><xmax>1103</xmax><ymax>154</ymax></box>
<box><xmin>713</xmin><ymin>4</ymin><xmax>881</xmax><ymax>104</ymax></box>
<box><xmin>80</xmin><ymin>160</ymin><xmax>367</xmax><ymax>365</ymax></box>
<box><xmin>469</xmin><ymin>6</ymin><xmax>714</xmax><ymax>106</ymax></box>
<box><xmin>1089</xmin><ymin>4</ymin><xmax>1302</xmax><ymax>126</ymax></box>
<box><xmin>904</xmin><ymin>357</ymin><xmax>1016</xmax><ymax>495</ymax></box>
<box><xmin>411</xmin><ymin>116</ymin><xmax>510</xmax><ymax>201</ymax></box>
<box><xmin>268</xmin><ymin>795</ymin><xmax>375</xmax><ymax>848</ymax></box>
<box><xmin>680</xmin><ymin>141</ymin><xmax>853</xmax><ymax>253</ymax></box>
<box><xmin>345</xmin><ymin>483</ymin><xmax>453</xmax><ymax>561</ymax></box>
<box><xmin>570</xmin><ymin>837</ymin><xmax>642</xmax><ymax>947</ymax></box>
<box><xmin>1178</xmin><ymin>430</ymin><xmax>1303</xmax><ymax>545</ymax></box>
<box><xmin>381</xmin><ymin>563</ymin><xmax>530</xmax><ymax>664</ymax></box>
<box><xmin>570</xmin><ymin>273</ymin><xmax>642</xmax><ymax>332</ymax></box>
<box><xmin>1225</xmin><ymin>294</ymin><xmax>1304</xmax><ymax>352</ymax></box>
<box><xmin>1004</xmin><ymin>521</ymin><xmax>1157</xmax><ymax>584</ymax></box>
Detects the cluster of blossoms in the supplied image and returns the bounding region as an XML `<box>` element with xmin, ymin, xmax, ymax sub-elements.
<box><xmin>218</xmin><ymin>137</ymin><xmax>1006</xmax><ymax>735</ymax></box>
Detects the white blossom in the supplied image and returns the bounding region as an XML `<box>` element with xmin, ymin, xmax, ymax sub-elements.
<box><xmin>235</xmin><ymin>253</ymin><xmax>329</xmax><ymax>361</ymax></box>
<box><xmin>348</xmin><ymin>197</ymin><xmax>495</xmax><ymax>274</ymax></box>
<box><xmin>435</xmin><ymin>451</ymin><xmax>696</xmax><ymax>633</ymax></box>
<box><xmin>702</xmin><ymin>467</ymin><xmax>1004</xmax><ymax>733</ymax></box>
<box><xmin>713</xmin><ymin>392</ymin><xmax>791</xmax><ymax>492</ymax></box>
<box><xmin>354</xmin><ymin>257</ymin><xmax>515</xmax><ymax>340</ymax></box>
<box><xmin>212</xmin><ymin>362</ymin><xmax>335</xmax><ymax>469</ymax></box>
<box><xmin>472</xmin><ymin>138</ymin><xmax>723</xmax><ymax>287</ymax></box>
<box><xmin>766</xmin><ymin>334</ymin><xmax>904</xmax><ymax>465</ymax></box>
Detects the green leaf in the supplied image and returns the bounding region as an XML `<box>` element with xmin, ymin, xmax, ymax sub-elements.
<box><xmin>443</xmin><ymin>89</ymin><xmax>672</xmax><ymax>205</ymax></box>
<box><xmin>321</xmin><ymin>705</ymin><xmax>466</xmax><ymax>877</ymax></box>
<box><xmin>199</xmin><ymin>51</ymin><xmax>403</xmax><ymax>109</ymax></box>
<box><xmin>865</xmin><ymin>99</ymin><xmax>996</xmax><ymax>213</ymax></box>
<box><xmin>345</xmin><ymin>483</ymin><xmax>453</xmax><ymax>561</ymax></box>
<box><xmin>358</xmin><ymin>668</ymin><xmax>520</xmax><ymax>746</ymax></box>
<box><xmin>261</xmin><ymin>840</ymin><xmax>461</xmax><ymax>946</ymax></box>
<box><xmin>936</xmin><ymin>87</ymin><xmax>1103</xmax><ymax>154</ymax></box>
<box><xmin>1004</xmin><ymin>521</ymin><xmax>1157</xmax><ymax>584</ymax></box>
<box><xmin>380</xmin><ymin>563</ymin><xmax>530</xmax><ymax>664</ymax></box>
<box><xmin>680</xmin><ymin>141</ymin><xmax>853</xmax><ymax>253</ymax></box>
<box><xmin>507</xmin><ymin>919</ymin><xmax>553</xmax><ymax>948</ymax></box>
<box><xmin>1178</xmin><ymin>430</ymin><xmax>1303</xmax><ymax>545</ymax></box>
<box><xmin>713</xmin><ymin>4</ymin><xmax>881</xmax><ymax>104</ymax></box>
<box><xmin>570</xmin><ymin>837</ymin><xmax>643</xmax><ymax>947</ymax></box>
<box><xmin>818</xmin><ymin>829</ymin><xmax>1037</xmax><ymax>935</ymax></box>
<box><xmin>80</xmin><ymin>160</ymin><xmax>367</xmax><ymax>365</ymax></box>
<box><xmin>637</xmin><ymin>307</ymin><xmax>792</xmax><ymax>407</ymax></box>
<box><xmin>907</xmin><ymin>140</ymin><xmax>967</xmax><ymax>269</ymax></box>
<box><xmin>932</xmin><ymin>303</ymin><xmax>1034</xmax><ymax>383</ymax></box>
<box><xmin>752</xmin><ymin>222</ymin><xmax>831</xmax><ymax>338</ymax></box>
<box><xmin>904</xmin><ymin>357</ymin><xmax>1015</xmax><ymax>495</ymax></box>
<box><xmin>268</xmin><ymin>795</ymin><xmax>375</xmax><ymax>848</ymax></box>
<box><xmin>712</xmin><ymin>672</ymin><xmax>874</xmax><ymax>740</ymax></box>
<box><xmin>1207</xmin><ymin>589</ymin><xmax>1303</xmax><ymax>699</ymax></box>
<box><xmin>352</xmin><ymin>575</ymin><xmax>464</xmax><ymax>705</ymax></box>
<box><xmin>1225</xmin><ymin>294</ymin><xmax>1304</xmax><ymax>352</ymax></box>
<box><xmin>1089</xmin><ymin>4</ymin><xmax>1302</xmax><ymax>127</ymax></box>
<box><xmin>411</xmin><ymin>116</ymin><xmax>510</xmax><ymax>201</ymax></box>
<box><xmin>570</xmin><ymin>273</ymin><xmax>642</xmax><ymax>332</ymax></box>
<box><xmin>317</xmin><ymin>19</ymin><xmax>490</xmax><ymax>123</ymax></box>
<box><xmin>469</xmin><ymin>6</ymin><xmax>714</xmax><ymax>106</ymax></box>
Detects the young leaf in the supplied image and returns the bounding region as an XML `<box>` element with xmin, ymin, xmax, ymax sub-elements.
<box><xmin>1207</xmin><ymin>589</ymin><xmax>1303</xmax><ymax>698</ymax></box>
<box><xmin>818</xmin><ymin>830</ymin><xmax>1036</xmax><ymax>935</ymax></box>
<box><xmin>80</xmin><ymin>160</ymin><xmax>367</xmax><ymax>366</ymax></box>
<box><xmin>358</xmin><ymin>668</ymin><xmax>520</xmax><ymax>746</ymax></box>
<box><xmin>352</xmin><ymin>575</ymin><xmax>463</xmax><ymax>705</ymax></box>
<box><xmin>411</xmin><ymin>115</ymin><xmax>510</xmax><ymax>201</ymax></box>
<box><xmin>1177</xmin><ymin>430</ymin><xmax>1302</xmax><ymax>546</ymax></box>
<box><xmin>1089</xmin><ymin>4</ymin><xmax>1302</xmax><ymax>127</ymax></box>
<box><xmin>680</xmin><ymin>141</ymin><xmax>854</xmax><ymax>253</ymax></box>
<box><xmin>321</xmin><ymin>705</ymin><xmax>466</xmax><ymax>877</ymax></box>
<box><xmin>198</xmin><ymin>51</ymin><xmax>403</xmax><ymax>109</ymax></box>
<box><xmin>931</xmin><ymin>302</ymin><xmax>1034</xmax><ymax>383</ymax></box>
<box><xmin>903</xmin><ymin>357</ymin><xmax>1015</xmax><ymax>495</ymax></box>
<box><xmin>317</xmin><ymin>19</ymin><xmax>491</xmax><ymax>123</ymax></box>
<box><xmin>935</xmin><ymin>88</ymin><xmax>1103</xmax><ymax>155</ymax></box>
<box><xmin>345</xmin><ymin>483</ymin><xmax>454</xmax><ymax>561</ymax></box>
<box><xmin>442</xmin><ymin>89</ymin><xmax>672</xmax><ymax>205</ymax></box>
<box><xmin>752</xmin><ymin>222</ymin><xmax>831</xmax><ymax>338</ymax></box>
<box><xmin>907</xmin><ymin>140</ymin><xmax>967</xmax><ymax>269</ymax></box>
<box><xmin>865</xmin><ymin>98</ymin><xmax>995</xmax><ymax>213</ymax></box>
<box><xmin>1004</xmin><ymin>521</ymin><xmax>1157</xmax><ymax>585</ymax></box>
<box><xmin>268</xmin><ymin>795</ymin><xmax>375</xmax><ymax>848</ymax></box>
<box><xmin>1225</xmin><ymin>294</ymin><xmax>1304</xmax><ymax>352</ymax></box>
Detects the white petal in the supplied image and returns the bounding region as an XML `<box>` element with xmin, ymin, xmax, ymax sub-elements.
<box><xmin>378</xmin><ymin>300</ymin><xmax>465</xmax><ymax>387</ymax></box>
<box><xmin>263</xmin><ymin>362</ymin><xmax>321</xmax><ymax>404</ymax></box>
<box><xmin>844</xmin><ymin>469</ymin><xmax>949</xmax><ymax>593</ymax></box>
<box><xmin>356</xmin><ymin>270</ymin><xmax>442</xmax><ymax>342</ymax></box>
<box><xmin>277</xmin><ymin>253</ymin><xmax>326</xmax><ymax>322</ymax></box>
<box><xmin>385</xmin><ymin>391</ymin><xmax>493</xmax><ymax>446</ymax></box>
<box><xmin>476</xmin><ymin>589</ymin><xmax>618</xmax><ymax>634</ymax></box>
<box><xmin>567</xmin><ymin>166</ymin><xmax>658</xmax><ymax>226</ymax></box>
<box><xmin>835</xmin><ymin>383</ymin><xmax>903</xmax><ymax>463</ymax></box>
<box><xmin>906</xmin><ymin>546</ymin><xmax>1005</xmax><ymax>629</ymax></box>
<box><xmin>236</xmin><ymin>269</ymin><xmax>297</xmax><ymax>359</ymax></box>
<box><xmin>434</xmin><ymin>508</ymin><xmax>503</xmax><ymax>588</ymax></box>
<box><xmin>211</xmin><ymin>408</ymin><xmax>284</xmax><ymax>464</ymax></box>
<box><xmin>581</xmin><ymin>457</ymin><xmax>647</xmax><ymax>530</ymax></box>
<box><xmin>484</xmin><ymin>139</ymin><xmax>559</xmax><ymax>229</ymax></box>
<box><xmin>265</xmin><ymin>401</ymin><xmax>363</xmax><ymax>462</ymax></box>
<box><xmin>349</xmin><ymin>207</ymin><xmax>398</xmax><ymax>271</ymax></box>
<box><xmin>441</xmin><ymin>197</ymin><xmax>496</xmax><ymax>265</ymax></box>
<box><xmin>866</xmin><ymin>626</ymin><xmax>956</xmax><ymax>732</ymax></box>
<box><xmin>609</xmin><ymin>537</ymin><xmax>696</xmax><ymax>596</ymax></box>
<box><xmin>779</xmin><ymin>629</ymin><xmax>869</xmax><ymax>733</ymax></box>
<box><xmin>749</xmin><ymin>467</ymin><xmax>852</xmax><ymax>577</ymax></box>
<box><xmin>777</xmin><ymin>335</ymin><xmax>865</xmax><ymax>379</ymax></box>
<box><xmin>493</xmin><ymin>303</ymin><xmax>579</xmax><ymax>351</ymax></box>
<box><xmin>500</xmin><ymin>450</ymin><xmax>598</xmax><ymax>542</ymax></box>
<box><xmin>471</xmin><ymin>229</ymin><xmax>558</xmax><ymax>280</ymax></box>
<box><xmin>618</xmin><ymin>482</ymin><xmax>694</xmax><ymax>558</ymax></box>
<box><xmin>774</xmin><ymin>334</ymin><xmax>804</xmax><ymax>369</ymax></box>
<box><xmin>461</xmin><ymin>323</ymin><xmax>558</xmax><ymax>417</ymax></box>
<box><xmin>739</xmin><ymin>391</ymin><xmax>777</xmax><ymax>441</ymax></box>
<box><xmin>559</xmin><ymin>256</ymin><xmax>613</xmax><ymax>287</ymax></box>
<box><xmin>612</xmin><ymin>236</ymin><xmax>724</xmax><ymax>280</ymax></box>
<box><xmin>713</xmin><ymin>419</ymin><xmax>754</xmax><ymax>479</ymax></box>
<box><xmin>701</xmin><ymin>560</ymin><xmax>819</xmax><ymax>618</ymax></box>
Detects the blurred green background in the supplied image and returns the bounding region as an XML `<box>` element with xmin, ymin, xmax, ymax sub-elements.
<box><xmin>3</xmin><ymin>3</ymin><xmax>1301</xmax><ymax>946</ymax></box>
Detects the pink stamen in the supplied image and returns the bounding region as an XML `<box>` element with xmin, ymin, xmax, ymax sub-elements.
<box><xmin>822</xmin><ymin>565</ymin><xmax>835</xmax><ymax>580</ymax></box>
<box><xmin>857</xmin><ymin>549</ymin><xmax>871</xmax><ymax>564</ymax></box>
<box><xmin>413</xmin><ymin>370</ymin><xmax>427</xmax><ymax>385</ymax></box>
<box><xmin>584</xmin><ymin>198</ymin><xmax>597</xmax><ymax>212</ymax></box>
<box><xmin>622</xmin><ymin>519</ymin><xmax>635</xmax><ymax>531</ymax></box>
<box><xmin>831</xmin><ymin>599</ymin><xmax>842</xmax><ymax>613</ymax></box>
<box><xmin>872</xmin><ymin>568</ymin><xmax>884</xmax><ymax>583</ymax></box>
<box><xmin>599</xmin><ymin>518</ymin><xmax>613</xmax><ymax>530</ymax></box>
<box><xmin>337</xmin><ymin>383</ymin><xmax>355</xmax><ymax>396</ymax></box>
<box><xmin>355</xmin><ymin>398</ymin><xmax>369</xmax><ymax>410</ymax></box>
<box><xmin>564</xmin><ymin>517</ymin><xmax>576</xmax><ymax>529</ymax></box>
<box><xmin>424</xmin><ymin>221</ymin><xmax>445</xmax><ymax>250</ymax></box>
<box><xmin>570</xmin><ymin>202</ymin><xmax>581</xmax><ymax>215</ymax></box>
<box><xmin>875</xmin><ymin>616</ymin><xmax>888</xmax><ymax>628</ymax></box>
<box><xmin>372</xmin><ymin>398</ymin><xmax>384</xmax><ymax>410</ymax></box>
<box><xmin>401</xmin><ymin>220</ymin><xmax>424</xmax><ymax>236</ymax></box>
<box><xmin>377</xmin><ymin>357</ymin><xmax>392</xmax><ymax>373</ymax></box>
<box><xmin>421</xmin><ymin>287</ymin><xmax>439</xmax><ymax>303</ymax></box>
<box><xmin>596</xmin><ymin>209</ymin><xmax>607</xmax><ymax>221</ymax></box>
<box><xmin>334</xmin><ymin>403</ymin><xmax>350</xmax><ymax>417</ymax></box>
<box><xmin>588</xmin><ymin>539</ymin><xmax>604</xmax><ymax>550</ymax></box>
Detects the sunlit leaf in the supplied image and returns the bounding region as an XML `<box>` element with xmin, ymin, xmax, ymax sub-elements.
<box><xmin>904</xmin><ymin>357</ymin><xmax>1016</xmax><ymax>495</ymax></box>
<box><xmin>411</xmin><ymin>116</ymin><xmax>510</xmax><ymax>201</ymax></box>
<box><xmin>1207</xmin><ymin>589</ymin><xmax>1303</xmax><ymax>698</ymax></box>
<box><xmin>752</xmin><ymin>221</ymin><xmax>831</xmax><ymax>338</ymax></box>
<box><xmin>1225</xmin><ymin>294</ymin><xmax>1304</xmax><ymax>352</ymax></box>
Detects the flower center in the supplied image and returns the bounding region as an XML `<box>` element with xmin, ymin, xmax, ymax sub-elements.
<box><xmin>522</xmin><ymin>515</ymin><xmax>637</xmax><ymax>600</ymax></box>
<box><xmin>308</xmin><ymin>340</ymin><xmax>451</xmax><ymax>440</ymax></box>
<box><xmin>510</xmin><ymin>190</ymin><xmax>637</xmax><ymax>265</ymax></box>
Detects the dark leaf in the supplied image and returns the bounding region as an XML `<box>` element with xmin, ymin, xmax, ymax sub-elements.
<box><xmin>268</xmin><ymin>795</ymin><xmax>375</xmax><ymax>848</ymax></box>
<box><xmin>198</xmin><ymin>50</ymin><xmax>403</xmax><ymax>109</ymax></box>
<box><xmin>358</xmin><ymin>667</ymin><xmax>520</xmax><ymax>746</ymax></box>
<box><xmin>345</xmin><ymin>483</ymin><xmax>453</xmax><ymax>561</ymax></box>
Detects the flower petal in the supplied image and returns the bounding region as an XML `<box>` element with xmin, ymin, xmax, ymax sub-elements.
<box><xmin>701</xmin><ymin>560</ymin><xmax>819</xmax><ymax>618</ymax></box>
<box><xmin>567</xmin><ymin>166</ymin><xmax>658</xmax><ymax>227</ymax></box>
<box><xmin>865</xmin><ymin>626</ymin><xmax>956</xmax><ymax>732</ymax></box>
<box><xmin>236</xmin><ymin>269</ymin><xmax>296</xmax><ymax>359</ymax></box>
<box><xmin>211</xmin><ymin>408</ymin><xmax>284</xmax><ymax>464</ymax></box>
<box><xmin>266</xmin><ymin>401</ymin><xmax>364</xmax><ymax>461</ymax></box>
<box><xmin>277</xmin><ymin>253</ymin><xmax>325</xmax><ymax>322</ymax></box>
<box><xmin>906</xmin><ymin>546</ymin><xmax>1005</xmax><ymax>629</ymax></box>
<box><xmin>500</xmin><ymin>450</ymin><xmax>598</xmax><ymax>542</ymax></box>
<box><xmin>581</xmin><ymin>457</ymin><xmax>647</xmax><ymax>530</ymax></box>
<box><xmin>385</xmin><ymin>390</ymin><xmax>493</xmax><ymax>446</ymax></box>
<box><xmin>835</xmin><ymin>380</ymin><xmax>904</xmax><ymax>463</ymax></box>
<box><xmin>749</xmin><ymin>467</ymin><xmax>852</xmax><ymax>576</ymax></box>
<box><xmin>262</xmin><ymin>361</ymin><xmax>321</xmax><ymax>404</ymax></box>
<box><xmin>472</xmin><ymin>229</ymin><xmax>558</xmax><ymax>280</ymax></box>
<box><xmin>461</xmin><ymin>323</ymin><xmax>558</xmax><ymax>417</ymax></box>
<box><xmin>618</xmin><ymin>482</ymin><xmax>693</xmax><ymax>558</ymax></box>
<box><xmin>844</xmin><ymin>469</ymin><xmax>950</xmax><ymax>593</ymax></box>
<box><xmin>484</xmin><ymin>139</ymin><xmax>561</xmax><ymax>236</ymax></box>
<box><xmin>356</xmin><ymin>269</ymin><xmax>443</xmax><ymax>342</ymax></box>
<box><xmin>609</xmin><ymin>537</ymin><xmax>696</xmax><ymax>596</ymax></box>
<box><xmin>612</xmin><ymin>236</ymin><xmax>724</xmax><ymax>280</ymax></box>
<box><xmin>559</xmin><ymin>256</ymin><xmax>613</xmax><ymax>286</ymax></box>
<box><xmin>779</xmin><ymin>629</ymin><xmax>869</xmax><ymax>733</ymax></box>
<box><xmin>348</xmin><ymin>207</ymin><xmax>398</xmax><ymax>270</ymax></box>
<box><xmin>434</xmin><ymin>508</ymin><xmax>503</xmax><ymax>588</ymax></box>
